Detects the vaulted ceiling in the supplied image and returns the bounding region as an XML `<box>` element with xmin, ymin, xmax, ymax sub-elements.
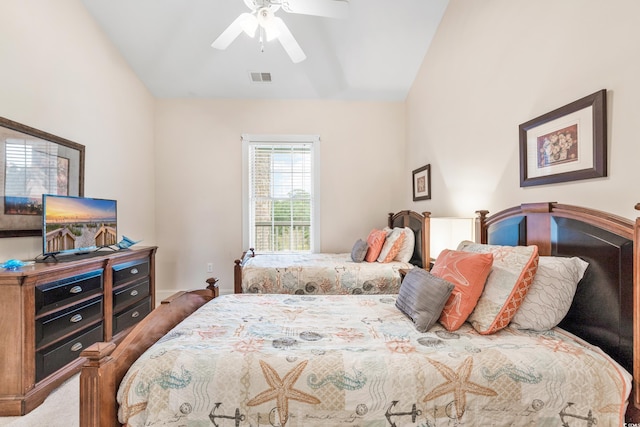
<box><xmin>81</xmin><ymin>0</ymin><xmax>448</xmax><ymax>101</ymax></box>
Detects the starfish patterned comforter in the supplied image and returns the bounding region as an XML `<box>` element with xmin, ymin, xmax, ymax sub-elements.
<box><xmin>117</xmin><ymin>294</ymin><xmax>631</xmax><ymax>426</ymax></box>
<box><xmin>240</xmin><ymin>253</ymin><xmax>411</xmax><ymax>294</ymax></box>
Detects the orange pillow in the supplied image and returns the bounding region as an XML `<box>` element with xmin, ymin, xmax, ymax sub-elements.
<box><xmin>430</xmin><ymin>249</ymin><xmax>494</xmax><ymax>331</ymax></box>
<box><xmin>364</xmin><ymin>229</ymin><xmax>387</xmax><ymax>262</ymax></box>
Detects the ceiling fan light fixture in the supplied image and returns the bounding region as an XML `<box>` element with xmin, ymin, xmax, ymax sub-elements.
<box><xmin>212</xmin><ymin>0</ymin><xmax>348</xmax><ymax>62</ymax></box>
<box><xmin>255</xmin><ymin>7</ymin><xmax>281</xmax><ymax>42</ymax></box>
<box><xmin>257</xmin><ymin>8</ymin><xmax>273</xmax><ymax>26</ymax></box>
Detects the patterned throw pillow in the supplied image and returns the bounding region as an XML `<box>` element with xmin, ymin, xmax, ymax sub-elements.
<box><xmin>377</xmin><ymin>228</ymin><xmax>406</xmax><ymax>263</ymax></box>
<box><xmin>396</xmin><ymin>268</ymin><xmax>455</xmax><ymax>332</ymax></box>
<box><xmin>364</xmin><ymin>229</ymin><xmax>387</xmax><ymax>262</ymax></box>
<box><xmin>394</xmin><ymin>227</ymin><xmax>415</xmax><ymax>263</ymax></box>
<box><xmin>430</xmin><ymin>249</ymin><xmax>494</xmax><ymax>331</ymax></box>
<box><xmin>510</xmin><ymin>256</ymin><xmax>588</xmax><ymax>331</ymax></box>
<box><xmin>458</xmin><ymin>241</ymin><xmax>539</xmax><ymax>335</ymax></box>
<box><xmin>350</xmin><ymin>239</ymin><xmax>369</xmax><ymax>263</ymax></box>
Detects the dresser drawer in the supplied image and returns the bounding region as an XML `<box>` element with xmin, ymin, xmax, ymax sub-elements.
<box><xmin>36</xmin><ymin>323</ymin><xmax>103</xmax><ymax>383</ymax></box>
<box><xmin>35</xmin><ymin>269</ymin><xmax>103</xmax><ymax>315</ymax></box>
<box><xmin>113</xmin><ymin>260</ymin><xmax>149</xmax><ymax>286</ymax></box>
<box><xmin>113</xmin><ymin>279</ymin><xmax>149</xmax><ymax>313</ymax></box>
<box><xmin>113</xmin><ymin>297</ymin><xmax>151</xmax><ymax>335</ymax></box>
<box><xmin>36</xmin><ymin>296</ymin><xmax>103</xmax><ymax>349</ymax></box>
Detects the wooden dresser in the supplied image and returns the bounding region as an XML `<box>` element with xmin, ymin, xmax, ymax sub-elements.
<box><xmin>0</xmin><ymin>246</ymin><xmax>157</xmax><ymax>416</ymax></box>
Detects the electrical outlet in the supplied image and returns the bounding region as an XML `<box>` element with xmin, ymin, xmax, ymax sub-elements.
<box><xmin>207</xmin><ymin>262</ymin><xmax>213</xmax><ymax>273</ymax></box>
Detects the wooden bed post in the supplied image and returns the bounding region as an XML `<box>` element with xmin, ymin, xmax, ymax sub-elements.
<box><xmin>80</xmin><ymin>342</ymin><xmax>119</xmax><ymax>427</ymax></box>
<box><xmin>634</xmin><ymin>203</ymin><xmax>640</xmax><ymax>411</ymax></box>
<box><xmin>234</xmin><ymin>259</ymin><xmax>243</xmax><ymax>294</ymax></box>
<box><xmin>422</xmin><ymin>211</ymin><xmax>431</xmax><ymax>269</ymax></box>
<box><xmin>80</xmin><ymin>290</ymin><xmax>215</xmax><ymax>427</ymax></box>
<box><xmin>234</xmin><ymin>249</ymin><xmax>255</xmax><ymax>294</ymax></box>
<box><xmin>475</xmin><ymin>210</ymin><xmax>489</xmax><ymax>243</ymax></box>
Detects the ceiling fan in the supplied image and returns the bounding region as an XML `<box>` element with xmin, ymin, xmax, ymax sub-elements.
<box><xmin>211</xmin><ymin>0</ymin><xmax>348</xmax><ymax>63</ymax></box>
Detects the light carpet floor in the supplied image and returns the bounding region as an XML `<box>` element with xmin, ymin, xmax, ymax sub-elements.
<box><xmin>0</xmin><ymin>374</ymin><xmax>79</xmax><ymax>427</ymax></box>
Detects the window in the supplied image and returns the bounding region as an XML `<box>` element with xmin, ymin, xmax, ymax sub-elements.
<box><xmin>4</xmin><ymin>139</ymin><xmax>68</xmax><ymax>214</ymax></box>
<box><xmin>242</xmin><ymin>134</ymin><xmax>320</xmax><ymax>253</ymax></box>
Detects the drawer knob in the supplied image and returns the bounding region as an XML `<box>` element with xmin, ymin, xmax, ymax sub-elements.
<box><xmin>131</xmin><ymin>311</ymin><xmax>140</xmax><ymax>318</ymax></box>
<box><xmin>130</xmin><ymin>268</ymin><xmax>139</xmax><ymax>275</ymax></box>
<box><xmin>70</xmin><ymin>314</ymin><xmax>83</xmax><ymax>323</ymax></box>
<box><xmin>130</xmin><ymin>290</ymin><xmax>139</xmax><ymax>297</ymax></box>
<box><xmin>70</xmin><ymin>343</ymin><xmax>83</xmax><ymax>352</ymax></box>
<box><xmin>69</xmin><ymin>286</ymin><xmax>83</xmax><ymax>294</ymax></box>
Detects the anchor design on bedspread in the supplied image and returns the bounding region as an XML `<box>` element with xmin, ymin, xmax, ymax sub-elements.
<box><xmin>385</xmin><ymin>400</ymin><xmax>422</xmax><ymax>427</ymax></box>
<box><xmin>559</xmin><ymin>402</ymin><xmax>597</xmax><ymax>427</ymax></box>
<box><xmin>209</xmin><ymin>403</ymin><xmax>246</xmax><ymax>427</ymax></box>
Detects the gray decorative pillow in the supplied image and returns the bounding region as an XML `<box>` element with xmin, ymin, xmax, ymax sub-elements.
<box><xmin>350</xmin><ymin>239</ymin><xmax>369</xmax><ymax>262</ymax></box>
<box><xmin>396</xmin><ymin>268</ymin><xmax>455</xmax><ymax>332</ymax></box>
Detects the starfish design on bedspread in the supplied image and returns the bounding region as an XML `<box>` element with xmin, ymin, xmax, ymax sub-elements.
<box><xmin>119</xmin><ymin>371</ymin><xmax>148</xmax><ymax>422</ymax></box>
<box><xmin>423</xmin><ymin>356</ymin><xmax>497</xmax><ymax>419</ymax></box>
<box><xmin>247</xmin><ymin>359</ymin><xmax>320</xmax><ymax>426</ymax></box>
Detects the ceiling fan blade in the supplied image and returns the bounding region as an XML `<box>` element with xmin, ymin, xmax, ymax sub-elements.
<box><xmin>272</xmin><ymin>17</ymin><xmax>306</xmax><ymax>63</ymax></box>
<box><xmin>211</xmin><ymin>13</ymin><xmax>257</xmax><ymax>50</ymax></box>
<box><xmin>281</xmin><ymin>0</ymin><xmax>348</xmax><ymax>19</ymax></box>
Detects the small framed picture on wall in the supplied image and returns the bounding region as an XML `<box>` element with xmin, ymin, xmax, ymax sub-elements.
<box><xmin>412</xmin><ymin>164</ymin><xmax>431</xmax><ymax>201</ymax></box>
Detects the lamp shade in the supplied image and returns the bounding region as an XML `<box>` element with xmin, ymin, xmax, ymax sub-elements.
<box><xmin>430</xmin><ymin>217</ymin><xmax>475</xmax><ymax>260</ymax></box>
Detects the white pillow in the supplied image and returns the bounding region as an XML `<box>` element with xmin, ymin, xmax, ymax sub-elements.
<box><xmin>510</xmin><ymin>256</ymin><xmax>588</xmax><ymax>331</ymax></box>
<box><xmin>394</xmin><ymin>227</ymin><xmax>415</xmax><ymax>263</ymax></box>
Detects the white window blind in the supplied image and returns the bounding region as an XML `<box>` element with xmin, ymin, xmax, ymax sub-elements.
<box><xmin>242</xmin><ymin>134</ymin><xmax>320</xmax><ymax>253</ymax></box>
<box><xmin>4</xmin><ymin>139</ymin><xmax>67</xmax><ymax>214</ymax></box>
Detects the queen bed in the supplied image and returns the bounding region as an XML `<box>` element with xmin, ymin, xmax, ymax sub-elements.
<box><xmin>233</xmin><ymin>210</ymin><xmax>430</xmax><ymax>294</ymax></box>
<box><xmin>79</xmin><ymin>202</ymin><xmax>640</xmax><ymax>426</ymax></box>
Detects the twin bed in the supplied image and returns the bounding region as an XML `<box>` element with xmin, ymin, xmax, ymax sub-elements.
<box><xmin>233</xmin><ymin>210</ymin><xmax>430</xmax><ymax>294</ymax></box>
<box><xmin>79</xmin><ymin>202</ymin><xmax>640</xmax><ymax>426</ymax></box>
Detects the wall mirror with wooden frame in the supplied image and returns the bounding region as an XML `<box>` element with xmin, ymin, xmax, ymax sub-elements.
<box><xmin>0</xmin><ymin>117</ymin><xmax>85</xmax><ymax>237</ymax></box>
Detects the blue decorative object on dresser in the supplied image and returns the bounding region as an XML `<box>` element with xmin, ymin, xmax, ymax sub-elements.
<box><xmin>0</xmin><ymin>259</ymin><xmax>31</xmax><ymax>271</ymax></box>
<box><xmin>117</xmin><ymin>235</ymin><xmax>141</xmax><ymax>249</ymax></box>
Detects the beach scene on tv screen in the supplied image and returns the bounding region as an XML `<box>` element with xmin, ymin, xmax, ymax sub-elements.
<box><xmin>45</xmin><ymin>197</ymin><xmax>117</xmax><ymax>253</ymax></box>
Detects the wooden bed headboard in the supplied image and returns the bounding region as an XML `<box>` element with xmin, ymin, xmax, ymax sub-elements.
<box><xmin>476</xmin><ymin>202</ymin><xmax>639</xmax><ymax>412</ymax></box>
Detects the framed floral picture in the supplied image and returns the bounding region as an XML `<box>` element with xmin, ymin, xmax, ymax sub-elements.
<box><xmin>519</xmin><ymin>89</ymin><xmax>606</xmax><ymax>187</ymax></box>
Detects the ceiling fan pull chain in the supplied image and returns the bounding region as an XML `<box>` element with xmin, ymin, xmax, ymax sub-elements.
<box><xmin>259</xmin><ymin>26</ymin><xmax>266</xmax><ymax>53</ymax></box>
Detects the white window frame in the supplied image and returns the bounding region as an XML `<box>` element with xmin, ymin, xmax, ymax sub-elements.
<box><xmin>241</xmin><ymin>134</ymin><xmax>321</xmax><ymax>253</ymax></box>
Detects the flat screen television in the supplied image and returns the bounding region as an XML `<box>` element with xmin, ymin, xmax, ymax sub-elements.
<box><xmin>42</xmin><ymin>194</ymin><xmax>117</xmax><ymax>257</ymax></box>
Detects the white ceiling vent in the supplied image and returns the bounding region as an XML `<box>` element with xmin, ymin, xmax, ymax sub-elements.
<box><xmin>250</xmin><ymin>72</ymin><xmax>272</xmax><ymax>83</ymax></box>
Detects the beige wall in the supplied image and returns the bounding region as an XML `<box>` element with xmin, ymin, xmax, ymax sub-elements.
<box><xmin>406</xmin><ymin>0</ymin><xmax>640</xmax><ymax>220</ymax></box>
<box><xmin>0</xmin><ymin>0</ymin><xmax>156</xmax><ymax>260</ymax></box>
<box><xmin>154</xmin><ymin>99</ymin><xmax>405</xmax><ymax>296</ymax></box>
<box><xmin>5</xmin><ymin>0</ymin><xmax>639</xmax><ymax>297</ymax></box>
<box><xmin>0</xmin><ymin>0</ymin><xmax>404</xmax><ymax>298</ymax></box>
